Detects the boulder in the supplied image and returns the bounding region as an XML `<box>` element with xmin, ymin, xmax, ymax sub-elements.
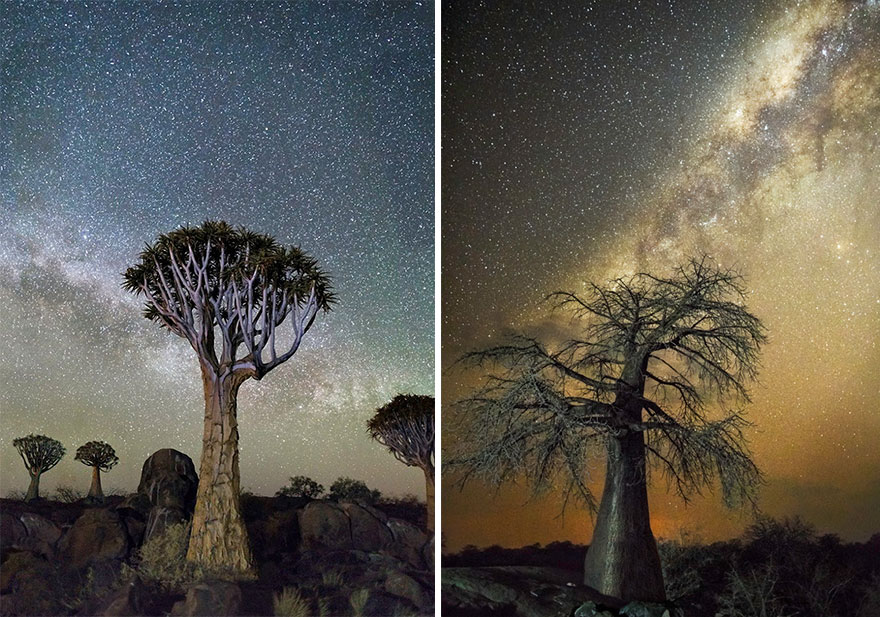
<box><xmin>342</xmin><ymin>502</ymin><xmax>393</xmax><ymax>552</ymax></box>
<box><xmin>144</xmin><ymin>505</ymin><xmax>188</xmax><ymax>542</ymax></box>
<box><xmin>0</xmin><ymin>551</ymin><xmax>63</xmax><ymax>615</ymax></box>
<box><xmin>20</xmin><ymin>512</ymin><xmax>62</xmax><ymax>546</ymax></box>
<box><xmin>383</xmin><ymin>569</ymin><xmax>429</xmax><ymax>610</ymax></box>
<box><xmin>137</xmin><ymin>449</ymin><xmax>198</xmax><ymax>512</ymax></box>
<box><xmin>298</xmin><ymin>501</ymin><xmax>351</xmax><ymax>550</ymax></box>
<box><xmin>0</xmin><ymin>511</ymin><xmax>26</xmax><ymax>554</ymax></box>
<box><xmin>171</xmin><ymin>580</ymin><xmax>241</xmax><ymax>616</ymax></box>
<box><xmin>115</xmin><ymin>492</ymin><xmax>152</xmax><ymax>519</ymax></box>
<box><xmin>422</xmin><ymin>534</ymin><xmax>435</xmax><ymax>570</ymax></box>
<box><xmin>95</xmin><ymin>575</ymin><xmax>148</xmax><ymax>616</ymax></box>
<box><xmin>58</xmin><ymin>508</ymin><xmax>130</xmax><ymax>568</ymax></box>
<box><xmin>360</xmin><ymin>589</ymin><xmax>416</xmax><ymax>617</ymax></box>
<box><xmin>386</xmin><ymin>518</ymin><xmax>428</xmax><ymax>568</ymax></box>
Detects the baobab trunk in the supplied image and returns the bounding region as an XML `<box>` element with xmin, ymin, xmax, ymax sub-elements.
<box><xmin>425</xmin><ymin>469</ymin><xmax>435</xmax><ymax>533</ymax></box>
<box><xmin>25</xmin><ymin>472</ymin><xmax>40</xmax><ymax>502</ymax></box>
<box><xmin>186</xmin><ymin>370</ymin><xmax>255</xmax><ymax>574</ymax></box>
<box><xmin>583</xmin><ymin>428</ymin><xmax>666</xmax><ymax>601</ymax></box>
<box><xmin>88</xmin><ymin>466</ymin><xmax>103</xmax><ymax>499</ymax></box>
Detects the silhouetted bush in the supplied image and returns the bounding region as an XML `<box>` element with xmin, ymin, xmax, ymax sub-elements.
<box><xmin>276</xmin><ymin>476</ymin><xmax>324</xmax><ymax>499</ymax></box>
<box><xmin>328</xmin><ymin>477</ymin><xmax>381</xmax><ymax>504</ymax></box>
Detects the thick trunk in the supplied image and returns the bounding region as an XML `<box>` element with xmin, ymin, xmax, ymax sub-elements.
<box><xmin>583</xmin><ymin>424</ymin><xmax>665</xmax><ymax>601</ymax></box>
<box><xmin>25</xmin><ymin>472</ymin><xmax>40</xmax><ymax>502</ymax></box>
<box><xmin>424</xmin><ymin>469</ymin><xmax>435</xmax><ymax>533</ymax></box>
<box><xmin>186</xmin><ymin>370</ymin><xmax>255</xmax><ymax>574</ymax></box>
<box><xmin>88</xmin><ymin>466</ymin><xmax>104</xmax><ymax>499</ymax></box>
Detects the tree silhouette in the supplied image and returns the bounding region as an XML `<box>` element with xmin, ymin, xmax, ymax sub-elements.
<box><xmin>328</xmin><ymin>477</ymin><xmax>381</xmax><ymax>504</ymax></box>
<box><xmin>368</xmin><ymin>394</ymin><xmax>435</xmax><ymax>531</ymax></box>
<box><xmin>276</xmin><ymin>475</ymin><xmax>324</xmax><ymax>499</ymax></box>
<box><xmin>451</xmin><ymin>257</ymin><xmax>766</xmax><ymax>601</ymax></box>
<box><xmin>74</xmin><ymin>441</ymin><xmax>119</xmax><ymax>502</ymax></box>
<box><xmin>122</xmin><ymin>220</ymin><xmax>334</xmax><ymax>574</ymax></box>
<box><xmin>12</xmin><ymin>434</ymin><xmax>65</xmax><ymax>502</ymax></box>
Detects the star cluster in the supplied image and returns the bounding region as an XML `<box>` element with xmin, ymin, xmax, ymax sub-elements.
<box><xmin>443</xmin><ymin>0</ymin><xmax>879</xmax><ymax>550</ymax></box>
<box><xmin>1</xmin><ymin>2</ymin><xmax>433</xmax><ymax>499</ymax></box>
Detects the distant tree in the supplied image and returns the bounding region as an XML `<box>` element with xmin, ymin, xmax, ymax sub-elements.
<box><xmin>367</xmin><ymin>394</ymin><xmax>435</xmax><ymax>531</ymax></box>
<box><xmin>74</xmin><ymin>440</ymin><xmax>119</xmax><ymax>502</ymax></box>
<box><xmin>328</xmin><ymin>477</ymin><xmax>381</xmax><ymax>504</ymax></box>
<box><xmin>276</xmin><ymin>475</ymin><xmax>324</xmax><ymax>499</ymax></box>
<box><xmin>123</xmin><ymin>220</ymin><xmax>334</xmax><ymax>574</ymax></box>
<box><xmin>451</xmin><ymin>257</ymin><xmax>766</xmax><ymax>601</ymax></box>
<box><xmin>12</xmin><ymin>434</ymin><xmax>65</xmax><ymax>502</ymax></box>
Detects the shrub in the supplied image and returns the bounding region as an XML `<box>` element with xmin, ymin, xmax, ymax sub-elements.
<box><xmin>134</xmin><ymin>521</ymin><xmax>198</xmax><ymax>590</ymax></box>
<box><xmin>53</xmin><ymin>485</ymin><xmax>85</xmax><ymax>503</ymax></box>
<box><xmin>328</xmin><ymin>477</ymin><xmax>381</xmax><ymax>504</ymax></box>
<box><xmin>716</xmin><ymin>563</ymin><xmax>791</xmax><ymax>617</ymax></box>
<box><xmin>273</xmin><ymin>586</ymin><xmax>329</xmax><ymax>617</ymax></box>
<box><xmin>277</xmin><ymin>476</ymin><xmax>324</xmax><ymax>499</ymax></box>
<box><xmin>349</xmin><ymin>588</ymin><xmax>370</xmax><ymax>616</ymax></box>
<box><xmin>321</xmin><ymin>570</ymin><xmax>344</xmax><ymax>588</ymax></box>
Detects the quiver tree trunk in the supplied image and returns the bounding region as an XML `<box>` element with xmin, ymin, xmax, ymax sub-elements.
<box><xmin>583</xmin><ymin>428</ymin><xmax>666</xmax><ymax>602</ymax></box>
<box><xmin>88</xmin><ymin>467</ymin><xmax>103</xmax><ymax>500</ymax></box>
<box><xmin>186</xmin><ymin>370</ymin><xmax>255</xmax><ymax>574</ymax></box>
<box><xmin>425</xmin><ymin>470</ymin><xmax>435</xmax><ymax>533</ymax></box>
<box><xmin>25</xmin><ymin>471</ymin><xmax>40</xmax><ymax>502</ymax></box>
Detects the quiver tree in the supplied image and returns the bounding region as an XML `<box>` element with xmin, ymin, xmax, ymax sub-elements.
<box><xmin>75</xmin><ymin>441</ymin><xmax>119</xmax><ymax>501</ymax></box>
<box><xmin>12</xmin><ymin>434</ymin><xmax>65</xmax><ymax>502</ymax></box>
<box><xmin>451</xmin><ymin>257</ymin><xmax>766</xmax><ymax>602</ymax></box>
<box><xmin>368</xmin><ymin>394</ymin><xmax>435</xmax><ymax>532</ymax></box>
<box><xmin>122</xmin><ymin>220</ymin><xmax>334</xmax><ymax>574</ymax></box>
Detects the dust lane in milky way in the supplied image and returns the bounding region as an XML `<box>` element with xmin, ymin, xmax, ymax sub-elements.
<box><xmin>443</xmin><ymin>0</ymin><xmax>879</xmax><ymax>551</ymax></box>
<box><xmin>1</xmin><ymin>2</ymin><xmax>433</xmax><ymax>499</ymax></box>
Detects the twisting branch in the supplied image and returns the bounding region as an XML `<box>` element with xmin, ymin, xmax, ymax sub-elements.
<box><xmin>122</xmin><ymin>220</ymin><xmax>335</xmax><ymax>381</ymax></box>
<box><xmin>449</xmin><ymin>256</ymin><xmax>767</xmax><ymax>514</ymax></box>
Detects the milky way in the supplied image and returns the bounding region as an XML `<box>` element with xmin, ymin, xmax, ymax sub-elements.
<box><xmin>443</xmin><ymin>0</ymin><xmax>879</xmax><ymax>550</ymax></box>
<box><xmin>1</xmin><ymin>2</ymin><xmax>433</xmax><ymax>499</ymax></box>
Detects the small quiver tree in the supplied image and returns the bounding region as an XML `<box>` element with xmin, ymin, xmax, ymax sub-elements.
<box><xmin>12</xmin><ymin>434</ymin><xmax>65</xmax><ymax>502</ymax></box>
<box><xmin>451</xmin><ymin>257</ymin><xmax>766</xmax><ymax>602</ymax></box>
<box><xmin>75</xmin><ymin>441</ymin><xmax>119</xmax><ymax>502</ymax></box>
<box><xmin>122</xmin><ymin>220</ymin><xmax>334</xmax><ymax>575</ymax></box>
<box><xmin>368</xmin><ymin>394</ymin><xmax>435</xmax><ymax>532</ymax></box>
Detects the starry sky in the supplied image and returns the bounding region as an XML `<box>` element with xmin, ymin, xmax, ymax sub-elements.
<box><xmin>443</xmin><ymin>0</ymin><xmax>879</xmax><ymax>551</ymax></box>
<box><xmin>1</xmin><ymin>1</ymin><xmax>433</xmax><ymax>500</ymax></box>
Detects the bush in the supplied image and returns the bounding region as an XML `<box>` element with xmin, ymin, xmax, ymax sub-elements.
<box><xmin>134</xmin><ymin>521</ymin><xmax>198</xmax><ymax>590</ymax></box>
<box><xmin>328</xmin><ymin>477</ymin><xmax>381</xmax><ymax>504</ymax></box>
<box><xmin>276</xmin><ymin>476</ymin><xmax>324</xmax><ymax>499</ymax></box>
<box><xmin>53</xmin><ymin>485</ymin><xmax>85</xmax><ymax>503</ymax></box>
<box><xmin>349</xmin><ymin>588</ymin><xmax>370</xmax><ymax>616</ymax></box>
<box><xmin>273</xmin><ymin>586</ymin><xmax>329</xmax><ymax>617</ymax></box>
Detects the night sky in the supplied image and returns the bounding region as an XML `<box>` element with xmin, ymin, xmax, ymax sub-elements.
<box><xmin>1</xmin><ymin>2</ymin><xmax>433</xmax><ymax>499</ymax></box>
<box><xmin>443</xmin><ymin>0</ymin><xmax>879</xmax><ymax>551</ymax></box>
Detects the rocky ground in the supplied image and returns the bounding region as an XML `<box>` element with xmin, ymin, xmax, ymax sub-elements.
<box><xmin>0</xmin><ymin>449</ymin><xmax>434</xmax><ymax>616</ymax></box>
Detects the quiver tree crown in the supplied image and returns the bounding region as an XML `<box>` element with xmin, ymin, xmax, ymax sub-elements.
<box><xmin>75</xmin><ymin>441</ymin><xmax>119</xmax><ymax>472</ymax></box>
<box><xmin>122</xmin><ymin>220</ymin><xmax>335</xmax><ymax>379</ymax></box>
<box><xmin>13</xmin><ymin>434</ymin><xmax>65</xmax><ymax>474</ymax></box>
<box><xmin>367</xmin><ymin>394</ymin><xmax>435</xmax><ymax>471</ymax></box>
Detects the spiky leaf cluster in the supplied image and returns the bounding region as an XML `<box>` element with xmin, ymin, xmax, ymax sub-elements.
<box><xmin>368</xmin><ymin>394</ymin><xmax>435</xmax><ymax>473</ymax></box>
<box><xmin>451</xmin><ymin>257</ymin><xmax>766</xmax><ymax>513</ymax></box>
<box><xmin>13</xmin><ymin>434</ymin><xmax>65</xmax><ymax>475</ymax></box>
<box><xmin>122</xmin><ymin>220</ymin><xmax>335</xmax><ymax>378</ymax></box>
<box><xmin>75</xmin><ymin>441</ymin><xmax>119</xmax><ymax>472</ymax></box>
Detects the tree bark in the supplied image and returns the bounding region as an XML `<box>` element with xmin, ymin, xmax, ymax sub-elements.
<box><xmin>424</xmin><ymin>469</ymin><xmax>435</xmax><ymax>533</ymax></box>
<box><xmin>25</xmin><ymin>472</ymin><xmax>40</xmax><ymax>502</ymax></box>
<box><xmin>186</xmin><ymin>369</ymin><xmax>255</xmax><ymax>574</ymax></box>
<box><xmin>583</xmin><ymin>426</ymin><xmax>666</xmax><ymax>601</ymax></box>
<box><xmin>88</xmin><ymin>466</ymin><xmax>104</xmax><ymax>499</ymax></box>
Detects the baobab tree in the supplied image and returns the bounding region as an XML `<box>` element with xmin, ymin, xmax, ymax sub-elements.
<box><xmin>368</xmin><ymin>394</ymin><xmax>435</xmax><ymax>531</ymax></box>
<box><xmin>123</xmin><ymin>220</ymin><xmax>334</xmax><ymax>574</ymax></box>
<box><xmin>12</xmin><ymin>434</ymin><xmax>65</xmax><ymax>502</ymax></box>
<box><xmin>451</xmin><ymin>257</ymin><xmax>766</xmax><ymax>601</ymax></box>
<box><xmin>75</xmin><ymin>441</ymin><xmax>119</xmax><ymax>502</ymax></box>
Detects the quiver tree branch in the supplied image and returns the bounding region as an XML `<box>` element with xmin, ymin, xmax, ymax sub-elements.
<box><xmin>13</xmin><ymin>434</ymin><xmax>65</xmax><ymax>502</ymax></box>
<box><xmin>449</xmin><ymin>256</ymin><xmax>767</xmax><ymax>601</ymax></box>
<box><xmin>368</xmin><ymin>394</ymin><xmax>435</xmax><ymax>531</ymax></box>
